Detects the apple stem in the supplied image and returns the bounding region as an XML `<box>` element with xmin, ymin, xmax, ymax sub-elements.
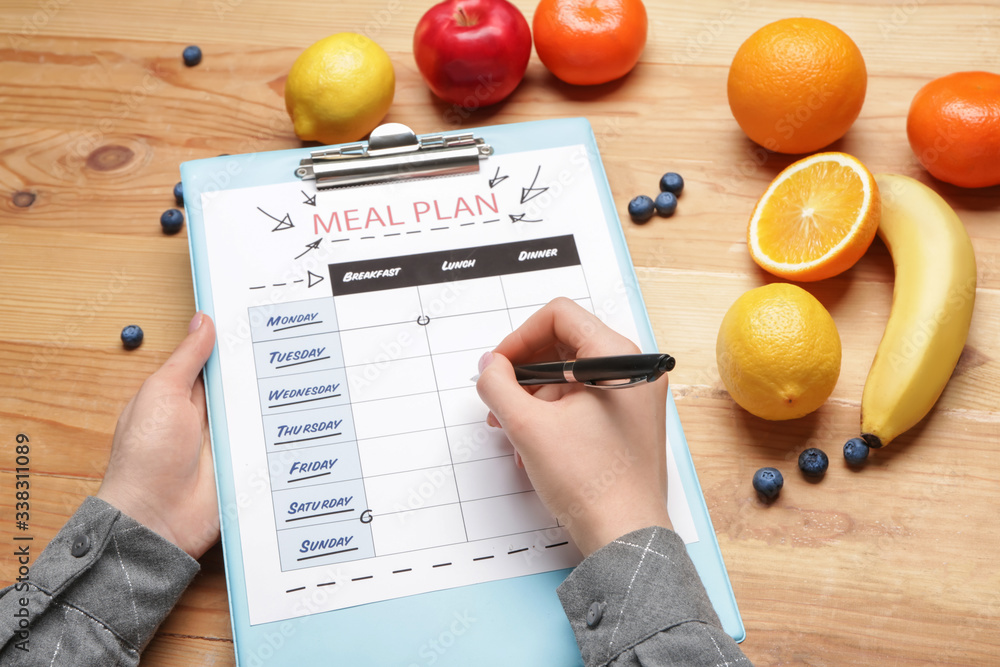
<box><xmin>455</xmin><ymin>6</ymin><xmax>476</xmax><ymax>27</ymax></box>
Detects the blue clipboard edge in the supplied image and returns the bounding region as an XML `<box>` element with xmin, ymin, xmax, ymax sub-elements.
<box><xmin>181</xmin><ymin>117</ymin><xmax>745</xmax><ymax>665</ymax></box>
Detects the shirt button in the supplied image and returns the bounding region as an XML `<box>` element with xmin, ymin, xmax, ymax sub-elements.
<box><xmin>586</xmin><ymin>601</ymin><xmax>605</xmax><ymax>628</ymax></box>
<box><xmin>70</xmin><ymin>534</ymin><xmax>91</xmax><ymax>558</ymax></box>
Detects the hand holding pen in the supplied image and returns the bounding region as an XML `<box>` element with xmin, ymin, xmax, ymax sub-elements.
<box><xmin>474</xmin><ymin>298</ymin><xmax>673</xmax><ymax>557</ymax></box>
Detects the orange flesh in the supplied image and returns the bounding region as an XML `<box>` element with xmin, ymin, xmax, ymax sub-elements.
<box><xmin>756</xmin><ymin>162</ymin><xmax>865</xmax><ymax>264</ymax></box>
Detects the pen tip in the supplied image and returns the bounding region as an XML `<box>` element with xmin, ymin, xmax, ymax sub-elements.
<box><xmin>470</xmin><ymin>374</ymin><xmax>480</xmax><ymax>382</ymax></box>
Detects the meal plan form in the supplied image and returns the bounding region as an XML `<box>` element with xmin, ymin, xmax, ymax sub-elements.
<box><xmin>198</xmin><ymin>143</ymin><xmax>697</xmax><ymax>626</ymax></box>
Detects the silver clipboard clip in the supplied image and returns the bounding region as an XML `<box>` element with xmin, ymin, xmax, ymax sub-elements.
<box><xmin>295</xmin><ymin>122</ymin><xmax>493</xmax><ymax>190</ymax></box>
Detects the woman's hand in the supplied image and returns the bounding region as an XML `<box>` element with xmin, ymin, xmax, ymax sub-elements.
<box><xmin>476</xmin><ymin>298</ymin><xmax>671</xmax><ymax>556</ymax></box>
<box><xmin>97</xmin><ymin>313</ymin><xmax>219</xmax><ymax>559</ymax></box>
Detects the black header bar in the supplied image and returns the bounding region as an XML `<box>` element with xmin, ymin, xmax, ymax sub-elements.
<box><xmin>328</xmin><ymin>235</ymin><xmax>580</xmax><ymax>296</ymax></box>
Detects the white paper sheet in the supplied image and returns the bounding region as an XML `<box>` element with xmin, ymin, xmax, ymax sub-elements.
<box><xmin>200</xmin><ymin>145</ymin><xmax>697</xmax><ymax>625</ymax></box>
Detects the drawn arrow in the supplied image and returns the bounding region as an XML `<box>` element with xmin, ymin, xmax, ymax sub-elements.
<box><xmin>509</xmin><ymin>213</ymin><xmax>542</xmax><ymax>224</ymax></box>
<box><xmin>258</xmin><ymin>207</ymin><xmax>294</xmax><ymax>231</ymax></box>
<box><xmin>520</xmin><ymin>166</ymin><xmax>548</xmax><ymax>204</ymax></box>
<box><xmin>307</xmin><ymin>271</ymin><xmax>325</xmax><ymax>288</ymax></box>
<box><xmin>488</xmin><ymin>167</ymin><xmax>508</xmax><ymax>188</ymax></box>
<box><xmin>295</xmin><ymin>238</ymin><xmax>322</xmax><ymax>260</ymax></box>
<box><xmin>301</xmin><ymin>190</ymin><xmax>316</xmax><ymax>206</ymax></box>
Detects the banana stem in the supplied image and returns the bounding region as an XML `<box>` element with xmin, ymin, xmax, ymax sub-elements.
<box><xmin>861</xmin><ymin>433</ymin><xmax>884</xmax><ymax>449</ymax></box>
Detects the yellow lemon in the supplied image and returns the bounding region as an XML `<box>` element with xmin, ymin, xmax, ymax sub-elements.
<box><xmin>285</xmin><ymin>33</ymin><xmax>395</xmax><ymax>144</ymax></box>
<box><xmin>716</xmin><ymin>283</ymin><xmax>841</xmax><ymax>421</ymax></box>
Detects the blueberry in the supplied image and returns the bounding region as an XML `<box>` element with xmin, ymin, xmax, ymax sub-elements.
<box><xmin>843</xmin><ymin>438</ymin><xmax>870</xmax><ymax>466</ymax></box>
<box><xmin>628</xmin><ymin>195</ymin><xmax>655</xmax><ymax>223</ymax></box>
<box><xmin>121</xmin><ymin>325</ymin><xmax>144</xmax><ymax>350</ymax></box>
<box><xmin>173</xmin><ymin>181</ymin><xmax>184</xmax><ymax>206</ymax></box>
<box><xmin>798</xmin><ymin>447</ymin><xmax>829</xmax><ymax>477</ymax></box>
<box><xmin>752</xmin><ymin>467</ymin><xmax>783</xmax><ymax>500</ymax></box>
<box><xmin>659</xmin><ymin>172</ymin><xmax>684</xmax><ymax>195</ymax></box>
<box><xmin>654</xmin><ymin>191</ymin><xmax>677</xmax><ymax>217</ymax></box>
<box><xmin>160</xmin><ymin>208</ymin><xmax>184</xmax><ymax>234</ymax></box>
<box><xmin>182</xmin><ymin>45</ymin><xmax>202</xmax><ymax>67</ymax></box>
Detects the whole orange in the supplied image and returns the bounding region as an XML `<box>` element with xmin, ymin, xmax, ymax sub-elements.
<box><xmin>907</xmin><ymin>71</ymin><xmax>1000</xmax><ymax>188</ymax></box>
<box><xmin>532</xmin><ymin>0</ymin><xmax>647</xmax><ymax>86</ymax></box>
<box><xmin>727</xmin><ymin>18</ymin><xmax>867</xmax><ymax>154</ymax></box>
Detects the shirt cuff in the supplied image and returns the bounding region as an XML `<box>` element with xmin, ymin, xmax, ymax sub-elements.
<box><xmin>18</xmin><ymin>496</ymin><xmax>200</xmax><ymax>652</ymax></box>
<box><xmin>556</xmin><ymin>526</ymin><xmax>723</xmax><ymax>666</ymax></box>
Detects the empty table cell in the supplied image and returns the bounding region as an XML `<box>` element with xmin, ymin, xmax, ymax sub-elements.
<box><xmin>439</xmin><ymin>386</ymin><xmax>488</xmax><ymax>427</ymax></box>
<box><xmin>347</xmin><ymin>356</ymin><xmax>438</xmax><ymax>403</ymax></box>
<box><xmin>364</xmin><ymin>466</ymin><xmax>459</xmax><ymax>516</ymax></box>
<box><xmin>335</xmin><ymin>287</ymin><xmax>422</xmax><ymax>329</ymax></box>
<box><xmin>352</xmin><ymin>393</ymin><xmax>444</xmax><ymax>440</ymax></box>
<box><xmin>454</xmin><ymin>457</ymin><xmax>532</xmax><ymax>502</ymax></box>
<box><xmin>431</xmin><ymin>347</ymin><xmax>490</xmax><ymax>391</ymax></box>
<box><xmin>447</xmin><ymin>423</ymin><xmax>515</xmax><ymax>463</ymax></box>
<box><xmin>424</xmin><ymin>310</ymin><xmax>512</xmax><ymax>355</ymax></box>
<box><xmin>462</xmin><ymin>492</ymin><xmax>558</xmax><ymax>542</ymax></box>
<box><xmin>339</xmin><ymin>321</ymin><xmax>429</xmax><ymax>367</ymax></box>
<box><xmin>370</xmin><ymin>503</ymin><xmax>467</xmax><ymax>556</ymax></box>
<box><xmin>417</xmin><ymin>276</ymin><xmax>508</xmax><ymax>318</ymax></box>
<box><xmin>501</xmin><ymin>266</ymin><xmax>589</xmax><ymax>309</ymax></box>
<box><xmin>358</xmin><ymin>429</ymin><xmax>452</xmax><ymax>477</ymax></box>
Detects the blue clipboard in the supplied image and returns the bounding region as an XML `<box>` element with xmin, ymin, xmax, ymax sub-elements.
<box><xmin>182</xmin><ymin>117</ymin><xmax>745</xmax><ymax>665</ymax></box>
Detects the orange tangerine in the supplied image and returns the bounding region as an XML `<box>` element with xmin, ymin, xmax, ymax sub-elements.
<box><xmin>747</xmin><ymin>152</ymin><xmax>880</xmax><ymax>282</ymax></box>
<box><xmin>532</xmin><ymin>0</ymin><xmax>648</xmax><ymax>86</ymax></box>
<box><xmin>907</xmin><ymin>71</ymin><xmax>1000</xmax><ymax>188</ymax></box>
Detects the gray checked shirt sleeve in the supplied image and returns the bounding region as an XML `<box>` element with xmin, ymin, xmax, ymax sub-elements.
<box><xmin>0</xmin><ymin>496</ymin><xmax>200</xmax><ymax>666</ymax></box>
<box><xmin>558</xmin><ymin>526</ymin><xmax>752</xmax><ymax>666</ymax></box>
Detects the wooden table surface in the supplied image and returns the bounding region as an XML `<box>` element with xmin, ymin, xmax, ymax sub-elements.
<box><xmin>2</xmin><ymin>1</ymin><xmax>998</xmax><ymax>664</ymax></box>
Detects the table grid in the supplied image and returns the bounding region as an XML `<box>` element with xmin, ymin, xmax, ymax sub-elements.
<box><xmin>249</xmin><ymin>236</ymin><xmax>591</xmax><ymax>572</ymax></box>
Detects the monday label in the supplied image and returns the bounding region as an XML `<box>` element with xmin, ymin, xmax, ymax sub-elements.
<box><xmin>248</xmin><ymin>297</ymin><xmax>338</xmax><ymax>343</ymax></box>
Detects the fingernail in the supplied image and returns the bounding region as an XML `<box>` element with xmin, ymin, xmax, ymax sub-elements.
<box><xmin>188</xmin><ymin>312</ymin><xmax>203</xmax><ymax>334</ymax></box>
<box><xmin>477</xmin><ymin>351</ymin><xmax>494</xmax><ymax>374</ymax></box>
<box><xmin>486</xmin><ymin>411</ymin><xmax>501</xmax><ymax>428</ymax></box>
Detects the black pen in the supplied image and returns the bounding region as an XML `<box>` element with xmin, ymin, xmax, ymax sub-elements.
<box><xmin>512</xmin><ymin>353</ymin><xmax>675</xmax><ymax>388</ymax></box>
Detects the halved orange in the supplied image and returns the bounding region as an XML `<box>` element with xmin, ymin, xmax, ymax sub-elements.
<box><xmin>747</xmin><ymin>152</ymin><xmax>880</xmax><ymax>282</ymax></box>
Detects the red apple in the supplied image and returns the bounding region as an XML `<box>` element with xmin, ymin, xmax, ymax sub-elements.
<box><xmin>414</xmin><ymin>0</ymin><xmax>532</xmax><ymax>108</ymax></box>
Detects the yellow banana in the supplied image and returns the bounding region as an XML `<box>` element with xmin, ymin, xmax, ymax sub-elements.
<box><xmin>860</xmin><ymin>174</ymin><xmax>976</xmax><ymax>448</ymax></box>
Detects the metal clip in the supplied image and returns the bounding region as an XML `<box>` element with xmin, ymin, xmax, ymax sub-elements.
<box><xmin>295</xmin><ymin>123</ymin><xmax>493</xmax><ymax>190</ymax></box>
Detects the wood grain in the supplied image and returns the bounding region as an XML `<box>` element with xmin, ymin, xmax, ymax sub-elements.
<box><xmin>2</xmin><ymin>1</ymin><xmax>999</xmax><ymax>665</ymax></box>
